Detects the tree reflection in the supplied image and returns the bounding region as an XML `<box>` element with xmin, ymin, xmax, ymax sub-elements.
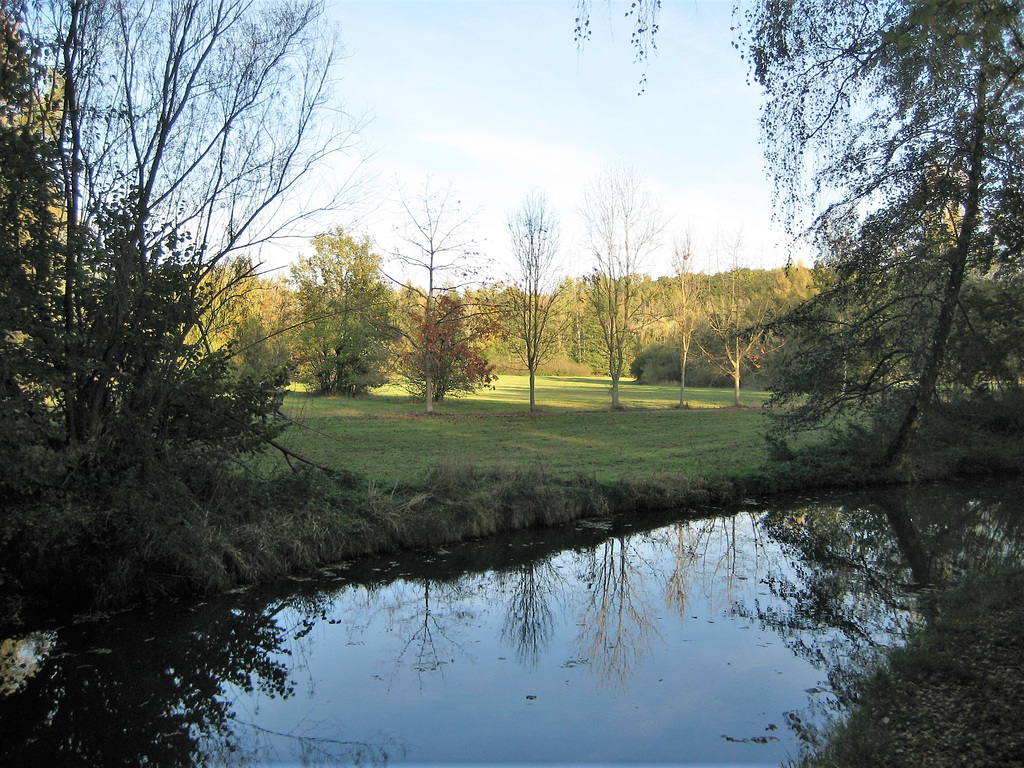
<box><xmin>376</xmin><ymin>578</ymin><xmax>478</xmax><ymax>687</ymax></box>
<box><xmin>748</xmin><ymin>483</ymin><xmax>1024</xmax><ymax>755</ymax></box>
<box><xmin>662</xmin><ymin>513</ymin><xmax>770</xmax><ymax>622</ymax></box>
<box><xmin>0</xmin><ymin>594</ymin><xmax>398</xmax><ymax>767</ymax></box>
<box><xmin>752</xmin><ymin>500</ymin><xmax>920</xmax><ymax>703</ymax></box>
<box><xmin>573</xmin><ymin>535</ymin><xmax>660</xmax><ymax>692</ymax></box>
<box><xmin>498</xmin><ymin>559</ymin><xmax>563</xmax><ymax>668</ymax></box>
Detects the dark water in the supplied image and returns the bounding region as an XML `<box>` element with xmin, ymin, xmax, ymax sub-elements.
<box><xmin>2</xmin><ymin>481</ymin><xmax>1023</xmax><ymax>767</ymax></box>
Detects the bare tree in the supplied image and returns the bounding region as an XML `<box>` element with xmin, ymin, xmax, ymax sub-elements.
<box><xmin>505</xmin><ymin>191</ymin><xmax>564</xmax><ymax>411</ymax></box>
<box><xmin>25</xmin><ymin>0</ymin><xmax>365</xmax><ymax>445</ymax></box>
<box><xmin>670</xmin><ymin>231</ymin><xmax>704</xmax><ymax>408</ymax></box>
<box><xmin>700</xmin><ymin>231</ymin><xmax>769</xmax><ymax>407</ymax></box>
<box><xmin>580</xmin><ymin>163</ymin><xmax>663</xmax><ymax>409</ymax></box>
<box><xmin>390</xmin><ymin>179</ymin><xmax>483</xmax><ymax>414</ymax></box>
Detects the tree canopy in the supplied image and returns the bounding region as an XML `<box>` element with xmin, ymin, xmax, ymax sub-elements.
<box><xmin>747</xmin><ymin>0</ymin><xmax>1024</xmax><ymax>466</ymax></box>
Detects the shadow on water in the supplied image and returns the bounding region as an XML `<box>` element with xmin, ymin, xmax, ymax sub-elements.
<box><xmin>747</xmin><ymin>481</ymin><xmax>1024</xmax><ymax>754</ymax></box>
<box><xmin>1</xmin><ymin>480</ymin><xmax>1022</xmax><ymax>766</ymax></box>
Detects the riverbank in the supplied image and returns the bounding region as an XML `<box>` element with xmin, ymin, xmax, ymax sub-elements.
<box><xmin>2</xmin><ymin>385</ymin><xmax>1024</xmax><ymax>766</ymax></box>
<box><xmin>793</xmin><ymin>569</ymin><xmax>1024</xmax><ymax>767</ymax></box>
<box><xmin>3</xmin><ymin>383</ymin><xmax>1022</xmax><ymax>617</ymax></box>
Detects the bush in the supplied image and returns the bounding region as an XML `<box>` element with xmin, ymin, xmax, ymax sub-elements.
<box><xmin>630</xmin><ymin>342</ymin><xmax>733</xmax><ymax>387</ymax></box>
<box><xmin>630</xmin><ymin>342</ymin><xmax>681</xmax><ymax>383</ymax></box>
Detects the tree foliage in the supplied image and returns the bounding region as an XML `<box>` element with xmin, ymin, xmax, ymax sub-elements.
<box><xmin>400</xmin><ymin>292</ymin><xmax>497</xmax><ymax>402</ymax></box>
<box><xmin>291</xmin><ymin>228</ymin><xmax>396</xmax><ymax>396</ymax></box>
<box><xmin>747</xmin><ymin>0</ymin><xmax>1024</xmax><ymax>466</ymax></box>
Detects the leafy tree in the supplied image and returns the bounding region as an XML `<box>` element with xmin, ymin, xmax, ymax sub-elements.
<box><xmin>291</xmin><ymin>229</ymin><xmax>395</xmax><ymax>396</ymax></box>
<box><xmin>747</xmin><ymin>0</ymin><xmax>1024</xmax><ymax>466</ymax></box>
<box><xmin>399</xmin><ymin>292</ymin><xmax>497</xmax><ymax>402</ymax></box>
<box><xmin>946</xmin><ymin>272</ymin><xmax>1024</xmax><ymax>395</ymax></box>
<box><xmin>580</xmin><ymin>163</ymin><xmax>663</xmax><ymax>408</ymax></box>
<box><xmin>504</xmin><ymin>191</ymin><xmax>564</xmax><ymax>410</ymax></box>
<box><xmin>555</xmin><ymin>275</ymin><xmax>606</xmax><ymax>373</ymax></box>
<box><xmin>226</xmin><ymin>274</ymin><xmax>297</xmax><ymax>384</ymax></box>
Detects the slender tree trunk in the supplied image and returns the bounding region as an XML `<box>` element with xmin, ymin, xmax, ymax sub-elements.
<box><xmin>679</xmin><ymin>341</ymin><xmax>688</xmax><ymax>407</ymax></box>
<box><xmin>424</xmin><ymin>287</ymin><xmax>434</xmax><ymax>414</ymax></box>
<box><xmin>611</xmin><ymin>372</ymin><xmax>620</xmax><ymax>409</ymax></box>
<box><xmin>529</xmin><ymin>369</ymin><xmax>537</xmax><ymax>411</ymax></box>
<box><xmin>733</xmin><ymin>339</ymin><xmax>741</xmax><ymax>407</ymax></box>
<box><xmin>61</xmin><ymin>0</ymin><xmax>84</xmax><ymax>444</ymax></box>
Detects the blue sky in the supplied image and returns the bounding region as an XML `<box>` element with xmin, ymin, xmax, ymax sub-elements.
<box><xmin>276</xmin><ymin>0</ymin><xmax>788</xmax><ymax>279</ymax></box>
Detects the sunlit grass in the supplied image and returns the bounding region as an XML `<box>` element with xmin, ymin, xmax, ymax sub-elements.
<box><xmin>270</xmin><ymin>375</ymin><xmax>770</xmax><ymax>483</ymax></box>
<box><xmin>284</xmin><ymin>374</ymin><xmax>766</xmax><ymax>417</ymax></box>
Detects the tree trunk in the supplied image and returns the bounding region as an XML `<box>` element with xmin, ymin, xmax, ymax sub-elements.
<box><xmin>61</xmin><ymin>0</ymin><xmax>84</xmax><ymax>444</ymax></box>
<box><xmin>733</xmin><ymin>339</ymin><xmax>741</xmax><ymax>407</ymax></box>
<box><xmin>883</xmin><ymin>72</ymin><xmax>987</xmax><ymax>470</ymax></box>
<box><xmin>611</xmin><ymin>373</ymin><xmax>620</xmax><ymax>409</ymax></box>
<box><xmin>679</xmin><ymin>343</ymin><xmax>688</xmax><ymax>407</ymax></box>
<box><xmin>529</xmin><ymin>369</ymin><xmax>537</xmax><ymax>412</ymax></box>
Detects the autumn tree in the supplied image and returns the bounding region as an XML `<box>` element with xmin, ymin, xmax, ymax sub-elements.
<box><xmin>580</xmin><ymin>163</ymin><xmax>663</xmax><ymax>408</ymax></box>
<box><xmin>391</xmin><ymin>179</ymin><xmax>486</xmax><ymax>412</ymax></box>
<box><xmin>505</xmin><ymin>191</ymin><xmax>564</xmax><ymax>410</ymax></box>
<box><xmin>291</xmin><ymin>229</ymin><xmax>395</xmax><ymax>396</ymax></box>
<box><xmin>227</xmin><ymin>274</ymin><xmax>297</xmax><ymax>384</ymax></box>
<box><xmin>400</xmin><ymin>291</ymin><xmax>498</xmax><ymax>402</ymax></box>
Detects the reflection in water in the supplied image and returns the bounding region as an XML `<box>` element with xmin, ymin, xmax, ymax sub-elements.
<box><xmin>750</xmin><ymin>483</ymin><xmax>1024</xmax><ymax>757</ymax></box>
<box><xmin>498</xmin><ymin>560</ymin><xmax>563</xmax><ymax>668</ymax></box>
<box><xmin>0</xmin><ymin>593</ymin><xmax>401</xmax><ymax>767</ymax></box>
<box><xmin>380</xmin><ymin>579</ymin><xmax>478</xmax><ymax>684</ymax></box>
<box><xmin>573</xmin><ymin>535</ymin><xmax>660</xmax><ymax>692</ymax></box>
<box><xmin>1</xmin><ymin>481</ymin><xmax>1022</xmax><ymax>766</ymax></box>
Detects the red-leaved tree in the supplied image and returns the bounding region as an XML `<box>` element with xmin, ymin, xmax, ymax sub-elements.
<box><xmin>401</xmin><ymin>293</ymin><xmax>498</xmax><ymax>402</ymax></box>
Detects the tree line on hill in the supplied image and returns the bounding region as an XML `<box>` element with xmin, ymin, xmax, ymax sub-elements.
<box><xmin>218</xmin><ymin>220</ymin><xmax>817</xmax><ymax>411</ymax></box>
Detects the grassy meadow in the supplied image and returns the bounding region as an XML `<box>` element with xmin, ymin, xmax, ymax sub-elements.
<box><xmin>268</xmin><ymin>375</ymin><xmax>771</xmax><ymax>483</ymax></box>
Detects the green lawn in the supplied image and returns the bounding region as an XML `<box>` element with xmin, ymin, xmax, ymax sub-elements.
<box><xmin>270</xmin><ymin>375</ymin><xmax>770</xmax><ymax>483</ymax></box>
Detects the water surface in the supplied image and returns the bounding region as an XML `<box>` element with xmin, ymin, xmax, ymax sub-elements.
<box><xmin>2</xmin><ymin>480</ymin><xmax>1022</xmax><ymax>767</ymax></box>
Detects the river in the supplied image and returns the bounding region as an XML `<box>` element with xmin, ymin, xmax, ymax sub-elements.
<box><xmin>2</xmin><ymin>480</ymin><xmax>1022</xmax><ymax>767</ymax></box>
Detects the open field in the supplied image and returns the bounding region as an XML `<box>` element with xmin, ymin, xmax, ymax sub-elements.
<box><xmin>269</xmin><ymin>375</ymin><xmax>771</xmax><ymax>483</ymax></box>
